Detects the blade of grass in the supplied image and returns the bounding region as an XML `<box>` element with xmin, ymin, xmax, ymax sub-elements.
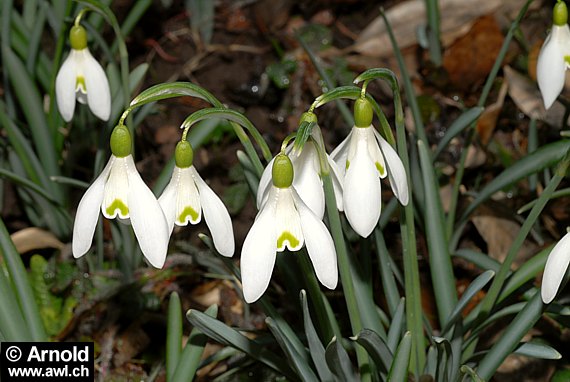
<box><xmin>374</xmin><ymin>229</ymin><xmax>400</xmax><ymax>316</ymax></box>
<box><xmin>387</xmin><ymin>331</ymin><xmax>412</xmax><ymax>382</ymax></box>
<box><xmin>433</xmin><ymin>107</ymin><xmax>484</xmax><ymax>159</ymax></box>
<box><xmin>353</xmin><ymin>329</ymin><xmax>393</xmax><ymax>374</ymax></box>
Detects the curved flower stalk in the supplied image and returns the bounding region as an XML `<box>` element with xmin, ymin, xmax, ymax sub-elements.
<box><xmin>537</xmin><ymin>0</ymin><xmax>570</xmax><ymax>110</ymax></box>
<box><xmin>55</xmin><ymin>24</ymin><xmax>111</xmax><ymax>122</ymax></box>
<box><xmin>541</xmin><ymin>230</ymin><xmax>570</xmax><ymax>303</ymax></box>
<box><xmin>331</xmin><ymin>98</ymin><xmax>409</xmax><ymax>238</ymax></box>
<box><xmin>72</xmin><ymin>125</ymin><xmax>169</xmax><ymax>268</ymax></box>
<box><xmin>256</xmin><ymin>125</ymin><xmax>343</xmax><ymax>219</ymax></box>
<box><xmin>241</xmin><ymin>153</ymin><xmax>338</xmax><ymax>303</ymax></box>
<box><xmin>158</xmin><ymin>140</ymin><xmax>235</xmax><ymax>257</ymax></box>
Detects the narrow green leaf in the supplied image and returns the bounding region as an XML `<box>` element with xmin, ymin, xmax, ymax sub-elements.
<box><xmin>4</xmin><ymin>48</ymin><xmax>60</xmax><ymax>184</ymax></box>
<box><xmin>374</xmin><ymin>229</ymin><xmax>401</xmax><ymax>316</ymax></box>
<box><xmin>300</xmin><ymin>290</ymin><xmax>335</xmax><ymax>382</ymax></box>
<box><xmin>167</xmin><ymin>292</ymin><xmax>183</xmax><ymax>381</ymax></box>
<box><xmin>434</xmin><ymin>107</ymin><xmax>484</xmax><ymax>159</ymax></box>
<box><xmin>0</xmin><ymin>168</ymin><xmax>60</xmax><ymax>204</ymax></box>
<box><xmin>325</xmin><ymin>337</ymin><xmax>358</xmax><ymax>381</ymax></box>
<box><xmin>129</xmin><ymin>81</ymin><xmax>220</xmax><ymax>110</ymax></box>
<box><xmin>457</xmin><ymin>140</ymin><xmax>570</xmax><ymax>228</ymax></box>
<box><xmin>454</xmin><ymin>249</ymin><xmax>500</xmax><ymax>272</ymax></box>
<box><xmin>418</xmin><ymin>140</ymin><xmax>457</xmax><ymax>324</ymax></box>
<box><xmin>266</xmin><ymin>317</ymin><xmax>319</xmax><ymax>382</ymax></box>
<box><xmin>0</xmin><ymin>247</ymin><xmax>29</xmax><ymax>341</ymax></box>
<box><xmin>442</xmin><ymin>270</ymin><xmax>495</xmax><ymax>334</ymax></box>
<box><xmin>185</xmin><ymin>309</ymin><xmax>295</xmax><ymax>379</ymax></box>
<box><xmin>476</xmin><ymin>292</ymin><xmax>543</xmax><ymax>379</ymax></box>
<box><xmin>387</xmin><ymin>298</ymin><xmax>406</xmax><ymax>353</ymax></box>
<box><xmin>187</xmin><ymin>0</ymin><xmax>214</xmax><ymax>44</ymax></box>
<box><xmin>171</xmin><ymin>304</ymin><xmax>218</xmax><ymax>382</ymax></box>
<box><xmin>0</xmin><ymin>217</ymin><xmax>46</xmax><ymax>341</ymax></box>
<box><xmin>353</xmin><ymin>329</ymin><xmax>393</xmax><ymax>374</ymax></box>
<box><xmin>513</xmin><ymin>341</ymin><xmax>561</xmax><ymax>359</ymax></box>
<box><xmin>387</xmin><ymin>331</ymin><xmax>412</xmax><ymax>382</ymax></box>
<box><xmin>498</xmin><ymin>246</ymin><xmax>550</xmax><ymax>303</ymax></box>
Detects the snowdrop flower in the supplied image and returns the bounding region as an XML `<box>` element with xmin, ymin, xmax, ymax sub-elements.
<box><xmin>331</xmin><ymin>98</ymin><xmax>409</xmax><ymax>238</ymax></box>
<box><xmin>537</xmin><ymin>0</ymin><xmax>570</xmax><ymax>110</ymax></box>
<box><xmin>241</xmin><ymin>153</ymin><xmax>338</xmax><ymax>303</ymax></box>
<box><xmin>158</xmin><ymin>140</ymin><xmax>234</xmax><ymax>257</ymax></box>
<box><xmin>56</xmin><ymin>25</ymin><xmax>111</xmax><ymax>122</ymax></box>
<box><xmin>256</xmin><ymin>114</ymin><xmax>343</xmax><ymax>219</ymax></box>
<box><xmin>541</xmin><ymin>230</ymin><xmax>570</xmax><ymax>303</ymax></box>
<box><xmin>72</xmin><ymin>125</ymin><xmax>169</xmax><ymax>268</ymax></box>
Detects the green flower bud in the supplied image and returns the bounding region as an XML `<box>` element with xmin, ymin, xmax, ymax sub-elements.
<box><xmin>110</xmin><ymin>125</ymin><xmax>132</xmax><ymax>158</ymax></box>
<box><xmin>272</xmin><ymin>154</ymin><xmax>294</xmax><ymax>188</ymax></box>
<box><xmin>300</xmin><ymin>111</ymin><xmax>318</xmax><ymax>124</ymax></box>
<box><xmin>554</xmin><ymin>1</ymin><xmax>568</xmax><ymax>26</ymax></box>
<box><xmin>354</xmin><ymin>98</ymin><xmax>373</xmax><ymax>128</ymax></box>
<box><xmin>175</xmin><ymin>140</ymin><xmax>194</xmax><ymax>168</ymax></box>
<box><xmin>70</xmin><ymin>25</ymin><xmax>88</xmax><ymax>50</ymax></box>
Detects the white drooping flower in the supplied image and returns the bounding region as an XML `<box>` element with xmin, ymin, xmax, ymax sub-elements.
<box><xmin>537</xmin><ymin>1</ymin><xmax>570</xmax><ymax>110</ymax></box>
<box><xmin>256</xmin><ymin>127</ymin><xmax>343</xmax><ymax>219</ymax></box>
<box><xmin>72</xmin><ymin>125</ymin><xmax>169</xmax><ymax>268</ymax></box>
<box><xmin>541</xmin><ymin>230</ymin><xmax>570</xmax><ymax>303</ymax></box>
<box><xmin>331</xmin><ymin>98</ymin><xmax>408</xmax><ymax>238</ymax></box>
<box><xmin>55</xmin><ymin>25</ymin><xmax>111</xmax><ymax>122</ymax></box>
<box><xmin>158</xmin><ymin>140</ymin><xmax>235</xmax><ymax>257</ymax></box>
<box><xmin>241</xmin><ymin>153</ymin><xmax>338</xmax><ymax>303</ymax></box>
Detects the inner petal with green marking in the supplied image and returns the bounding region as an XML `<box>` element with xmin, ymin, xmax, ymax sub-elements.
<box><xmin>177</xmin><ymin>206</ymin><xmax>200</xmax><ymax>225</ymax></box>
<box><xmin>76</xmin><ymin>76</ymin><xmax>86</xmax><ymax>92</ymax></box>
<box><xmin>276</xmin><ymin>231</ymin><xmax>300</xmax><ymax>250</ymax></box>
<box><xmin>106</xmin><ymin>199</ymin><xmax>129</xmax><ymax>218</ymax></box>
<box><xmin>375</xmin><ymin>162</ymin><xmax>386</xmax><ymax>176</ymax></box>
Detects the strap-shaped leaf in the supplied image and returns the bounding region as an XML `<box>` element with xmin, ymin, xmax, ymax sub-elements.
<box><xmin>172</xmin><ymin>305</ymin><xmax>218</xmax><ymax>382</ymax></box>
<box><xmin>266</xmin><ymin>317</ymin><xmax>319</xmax><ymax>382</ymax></box>
<box><xmin>514</xmin><ymin>341</ymin><xmax>561</xmax><ymax>359</ymax></box>
<box><xmin>387</xmin><ymin>298</ymin><xmax>406</xmax><ymax>352</ymax></box>
<box><xmin>325</xmin><ymin>337</ymin><xmax>358</xmax><ymax>381</ymax></box>
<box><xmin>166</xmin><ymin>292</ymin><xmax>182</xmax><ymax>381</ymax></box>
<box><xmin>300</xmin><ymin>290</ymin><xmax>334</xmax><ymax>381</ymax></box>
<box><xmin>352</xmin><ymin>329</ymin><xmax>392</xmax><ymax>374</ymax></box>
<box><xmin>185</xmin><ymin>309</ymin><xmax>295</xmax><ymax>379</ymax></box>
<box><xmin>387</xmin><ymin>331</ymin><xmax>412</xmax><ymax>382</ymax></box>
<box><xmin>434</xmin><ymin>107</ymin><xmax>484</xmax><ymax>159</ymax></box>
<box><xmin>442</xmin><ymin>270</ymin><xmax>495</xmax><ymax>334</ymax></box>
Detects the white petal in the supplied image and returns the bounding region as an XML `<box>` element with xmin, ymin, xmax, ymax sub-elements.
<box><xmin>125</xmin><ymin>156</ymin><xmax>169</xmax><ymax>268</ymax></box>
<box><xmin>541</xmin><ymin>232</ymin><xmax>570</xmax><ymax>303</ymax></box>
<box><xmin>241</xmin><ymin>191</ymin><xmax>278</xmax><ymax>303</ymax></box>
<box><xmin>292</xmin><ymin>144</ymin><xmax>325</xmax><ymax>219</ymax></box>
<box><xmin>537</xmin><ymin>26</ymin><xmax>568</xmax><ymax>110</ymax></box>
<box><xmin>55</xmin><ymin>51</ymin><xmax>78</xmax><ymax>122</ymax></box>
<box><xmin>343</xmin><ymin>137</ymin><xmax>381</xmax><ymax>238</ymax></box>
<box><xmin>102</xmin><ymin>156</ymin><xmax>130</xmax><ymax>220</ymax></box>
<box><xmin>294</xmin><ymin>191</ymin><xmax>338</xmax><ymax>289</ymax></box>
<box><xmin>330</xmin><ymin>131</ymin><xmax>352</xmax><ymax>177</ymax></box>
<box><xmin>174</xmin><ymin>167</ymin><xmax>202</xmax><ymax>226</ymax></box>
<box><xmin>256</xmin><ymin>157</ymin><xmax>275</xmax><ymax>208</ymax></box>
<box><xmin>328</xmin><ymin>155</ymin><xmax>344</xmax><ymax>211</ymax></box>
<box><xmin>274</xmin><ymin>187</ymin><xmax>304</xmax><ymax>252</ymax></box>
<box><xmin>158</xmin><ymin>168</ymin><xmax>180</xmax><ymax>235</ymax></box>
<box><xmin>360</xmin><ymin>127</ymin><xmax>387</xmax><ymax>178</ymax></box>
<box><xmin>71</xmin><ymin>158</ymin><xmax>113</xmax><ymax>258</ymax></box>
<box><xmin>81</xmin><ymin>49</ymin><xmax>111</xmax><ymax>121</ymax></box>
<box><xmin>191</xmin><ymin>167</ymin><xmax>235</xmax><ymax>257</ymax></box>
<box><xmin>375</xmin><ymin>131</ymin><xmax>409</xmax><ymax>205</ymax></box>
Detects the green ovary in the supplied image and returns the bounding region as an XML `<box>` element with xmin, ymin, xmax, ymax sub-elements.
<box><xmin>76</xmin><ymin>76</ymin><xmax>86</xmax><ymax>92</ymax></box>
<box><xmin>277</xmin><ymin>231</ymin><xmax>300</xmax><ymax>249</ymax></box>
<box><xmin>177</xmin><ymin>206</ymin><xmax>199</xmax><ymax>224</ymax></box>
<box><xmin>106</xmin><ymin>199</ymin><xmax>129</xmax><ymax>217</ymax></box>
